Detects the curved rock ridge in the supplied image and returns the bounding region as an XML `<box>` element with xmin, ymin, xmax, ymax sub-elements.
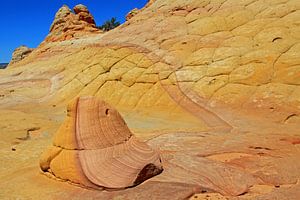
<box><xmin>40</xmin><ymin>96</ymin><xmax>163</xmax><ymax>189</ymax></box>
<box><xmin>45</xmin><ymin>4</ymin><xmax>100</xmax><ymax>42</ymax></box>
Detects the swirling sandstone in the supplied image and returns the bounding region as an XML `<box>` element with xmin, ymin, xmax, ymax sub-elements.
<box><xmin>40</xmin><ymin>96</ymin><xmax>162</xmax><ymax>189</ymax></box>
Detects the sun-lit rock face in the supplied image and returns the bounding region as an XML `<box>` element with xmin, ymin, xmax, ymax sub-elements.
<box><xmin>1</xmin><ymin>0</ymin><xmax>298</xmax><ymax>127</ymax></box>
<box><xmin>73</xmin><ymin>4</ymin><xmax>96</xmax><ymax>24</ymax></box>
<box><xmin>126</xmin><ymin>8</ymin><xmax>140</xmax><ymax>21</ymax></box>
<box><xmin>40</xmin><ymin>96</ymin><xmax>163</xmax><ymax>189</ymax></box>
<box><xmin>1</xmin><ymin>0</ymin><xmax>300</xmax><ymax>199</ymax></box>
<box><xmin>45</xmin><ymin>4</ymin><xmax>100</xmax><ymax>42</ymax></box>
<box><xmin>8</xmin><ymin>45</ymin><xmax>33</xmax><ymax>67</ymax></box>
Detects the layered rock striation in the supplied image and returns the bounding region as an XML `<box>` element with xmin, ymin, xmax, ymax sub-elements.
<box><xmin>40</xmin><ymin>96</ymin><xmax>163</xmax><ymax>189</ymax></box>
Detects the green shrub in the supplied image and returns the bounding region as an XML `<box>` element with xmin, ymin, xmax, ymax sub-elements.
<box><xmin>97</xmin><ymin>17</ymin><xmax>120</xmax><ymax>31</ymax></box>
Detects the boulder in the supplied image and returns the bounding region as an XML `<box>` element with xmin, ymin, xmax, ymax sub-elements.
<box><xmin>40</xmin><ymin>96</ymin><xmax>163</xmax><ymax>189</ymax></box>
<box><xmin>8</xmin><ymin>45</ymin><xmax>33</xmax><ymax>66</ymax></box>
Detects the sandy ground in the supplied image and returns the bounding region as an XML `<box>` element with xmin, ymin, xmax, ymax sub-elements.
<box><xmin>0</xmin><ymin>102</ymin><xmax>299</xmax><ymax>200</ymax></box>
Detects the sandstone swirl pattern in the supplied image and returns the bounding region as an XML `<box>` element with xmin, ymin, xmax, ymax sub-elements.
<box><xmin>40</xmin><ymin>96</ymin><xmax>163</xmax><ymax>189</ymax></box>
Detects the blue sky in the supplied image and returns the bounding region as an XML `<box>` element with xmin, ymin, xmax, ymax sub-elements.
<box><xmin>0</xmin><ymin>0</ymin><xmax>148</xmax><ymax>63</ymax></box>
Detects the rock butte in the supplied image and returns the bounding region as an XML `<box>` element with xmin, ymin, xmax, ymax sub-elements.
<box><xmin>40</xmin><ymin>96</ymin><xmax>163</xmax><ymax>189</ymax></box>
<box><xmin>0</xmin><ymin>0</ymin><xmax>300</xmax><ymax>199</ymax></box>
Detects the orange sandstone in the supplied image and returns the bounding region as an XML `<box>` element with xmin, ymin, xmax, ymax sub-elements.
<box><xmin>40</xmin><ymin>96</ymin><xmax>163</xmax><ymax>189</ymax></box>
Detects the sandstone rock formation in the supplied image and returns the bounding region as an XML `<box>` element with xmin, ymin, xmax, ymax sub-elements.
<box><xmin>8</xmin><ymin>45</ymin><xmax>33</xmax><ymax>66</ymax></box>
<box><xmin>40</xmin><ymin>96</ymin><xmax>162</xmax><ymax>189</ymax></box>
<box><xmin>45</xmin><ymin>4</ymin><xmax>100</xmax><ymax>42</ymax></box>
<box><xmin>126</xmin><ymin>8</ymin><xmax>140</xmax><ymax>21</ymax></box>
<box><xmin>0</xmin><ymin>0</ymin><xmax>300</xmax><ymax>199</ymax></box>
<box><xmin>73</xmin><ymin>4</ymin><xmax>96</xmax><ymax>24</ymax></box>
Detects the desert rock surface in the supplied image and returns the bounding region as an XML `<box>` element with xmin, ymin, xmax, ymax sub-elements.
<box><xmin>0</xmin><ymin>0</ymin><xmax>300</xmax><ymax>199</ymax></box>
<box><xmin>8</xmin><ymin>45</ymin><xmax>33</xmax><ymax>67</ymax></box>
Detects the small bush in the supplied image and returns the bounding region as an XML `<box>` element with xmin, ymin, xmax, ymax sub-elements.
<box><xmin>97</xmin><ymin>17</ymin><xmax>120</xmax><ymax>31</ymax></box>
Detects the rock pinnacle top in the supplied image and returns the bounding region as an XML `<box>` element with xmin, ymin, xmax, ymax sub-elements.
<box><xmin>46</xmin><ymin>4</ymin><xmax>100</xmax><ymax>42</ymax></box>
